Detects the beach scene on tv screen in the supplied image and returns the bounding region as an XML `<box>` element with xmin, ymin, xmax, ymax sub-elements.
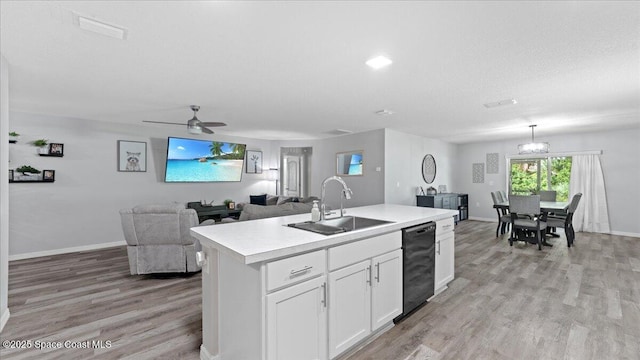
<box><xmin>165</xmin><ymin>138</ymin><xmax>246</xmax><ymax>182</ymax></box>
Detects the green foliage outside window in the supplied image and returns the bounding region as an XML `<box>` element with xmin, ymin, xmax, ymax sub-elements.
<box><xmin>510</xmin><ymin>157</ymin><xmax>572</xmax><ymax>201</ymax></box>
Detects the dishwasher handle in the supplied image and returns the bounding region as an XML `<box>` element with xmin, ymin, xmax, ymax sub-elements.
<box><xmin>403</xmin><ymin>222</ymin><xmax>436</xmax><ymax>235</ymax></box>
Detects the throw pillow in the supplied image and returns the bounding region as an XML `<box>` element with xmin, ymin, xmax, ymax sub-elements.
<box><xmin>266</xmin><ymin>195</ymin><xmax>279</xmax><ymax>206</ymax></box>
<box><xmin>276</xmin><ymin>196</ymin><xmax>293</xmax><ymax>205</ymax></box>
<box><xmin>250</xmin><ymin>194</ymin><xmax>267</xmax><ymax>206</ymax></box>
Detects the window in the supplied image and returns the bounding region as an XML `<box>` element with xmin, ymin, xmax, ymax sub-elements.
<box><xmin>509</xmin><ymin>156</ymin><xmax>572</xmax><ymax>201</ymax></box>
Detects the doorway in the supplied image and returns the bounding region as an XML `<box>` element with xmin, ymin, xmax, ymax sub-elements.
<box><xmin>280</xmin><ymin>147</ymin><xmax>312</xmax><ymax>198</ymax></box>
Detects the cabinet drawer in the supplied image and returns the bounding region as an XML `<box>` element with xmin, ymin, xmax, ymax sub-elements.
<box><xmin>436</xmin><ymin>217</ymin><xmax>455</xmax><ymax>236</ymax></box>
<box><xmin>266</xmin><ymin>250</ymin><xmax>326</xmax><ymax>292</ymax></box>
<box><xmin>328</xmin><ymin>232</ymin><xmax>401</xmax><ymax>271</ymax></box>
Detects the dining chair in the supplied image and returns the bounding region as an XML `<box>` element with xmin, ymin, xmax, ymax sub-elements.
<box><xmin>538</xmin><ymin>190</ymin><xmax>557</xmax><ymax>202</ymax></box>
<box><xmin>491</xmin><ymin>192</ymin><xmax>510</xmax><ymax>237</ymax></box>
<box><xmin>498</xmin><ymin>190</ymin><xmax>508</xmax><ymax>202</ymax></box>
<box><xmin>546</xmin><ymin>193</ymin><xmax>582</xmax><ymax>247</ymax></box>
<box><xmin>508</xmin><ymin>195</ymin><xmax>547</xmax><ymax>250</ymax></box>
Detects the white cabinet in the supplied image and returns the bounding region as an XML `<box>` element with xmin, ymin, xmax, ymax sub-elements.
<box><xmin>327</xmin><ymin>233</ymin><xmax>402</xmax><ymax>359</ymax></box>
<box><xmin>328</xmin><ymin>260</ymin><xmax>371</xmax><ymax>358</ymax></box>
<box><xmin>266</xmin><ymin>276</ymin><xmax>328</xmax><ymax>360</ymax></box>
<box><xmin>370</xmin><ymin>250</ymin><xmax>403</xmax><ymax>331</ymax></box>
<box><xmin>435</xmin><ymin>217</ymin><xmax>455</xmax><ymax>295</ymax></box>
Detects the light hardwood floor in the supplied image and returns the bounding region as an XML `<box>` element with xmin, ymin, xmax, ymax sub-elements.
<box><xmin>1</xmin><ymin>221</ymin><xmax>639</xmax><ymax>360</ymax></box>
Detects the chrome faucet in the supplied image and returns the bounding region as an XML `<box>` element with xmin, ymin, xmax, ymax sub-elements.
<box><xmin>320</xmin><ymin>176</ymin><xmax>353</xmax><ymax>220</ymax></box>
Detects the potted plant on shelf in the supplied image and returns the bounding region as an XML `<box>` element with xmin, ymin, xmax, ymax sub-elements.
<box><xmin>9</xmin><ymin>131</ymin><xmax>19</xmax><ymax>143</ymax></box>
<box><xmin>15</xmin><ymin>165</ymin><xmax>41</xmax><ymax>180</ymax></box>
<box><xmin>31</xmin><ymin>139</ymin><xmax>49</xmax><ymax>154</ymax></box>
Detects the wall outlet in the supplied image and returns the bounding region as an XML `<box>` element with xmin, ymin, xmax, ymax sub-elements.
<box><xmin>375</xmin><ymin>166</ymin><xmax>381</xmax><ymax>172</ymax></box>
<box><xmin>476</xmin><ymin>202</ymin><xmax>480</xmax><ymax>207</ymax></box>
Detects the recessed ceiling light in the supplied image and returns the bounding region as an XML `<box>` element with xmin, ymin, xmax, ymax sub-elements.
<box><xmin>483</xmin><ymin>98</ymin><xmax>517</xmax><ymax>109</ymax></box>
<box><xmin>366</xmin><ymin>56</ymin><xmax>392</xmax><ymax>69</ymax></box>
<box><xmin>72</xmin><ymin>12</ymin><xmax>128</xmax><ymax>40</ymax></box>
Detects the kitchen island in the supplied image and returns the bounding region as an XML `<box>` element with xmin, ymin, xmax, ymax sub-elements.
<box><xmin>191</xmin><ymin>204</ymin><xmax>458</xmax><ymax>360</ymax></box>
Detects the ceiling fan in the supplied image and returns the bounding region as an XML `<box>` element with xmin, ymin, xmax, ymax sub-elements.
<box><xmin>143</xmin><ymin>105</ymin><xmax>227</xmax><ymax>134</ymax></box>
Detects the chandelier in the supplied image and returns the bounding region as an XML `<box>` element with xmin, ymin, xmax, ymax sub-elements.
<box><xmin>518</xmin><ymin>125</ymin><xmax>549</xmax><ymax>154</ymax></box>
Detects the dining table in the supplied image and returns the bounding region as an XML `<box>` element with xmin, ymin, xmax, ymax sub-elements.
<box><xmin>493</xmin><ymin>200</ymin><xmax>570</xmax><ymax>246</ymax></box>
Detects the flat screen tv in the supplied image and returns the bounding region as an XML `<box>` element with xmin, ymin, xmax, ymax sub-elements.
<box><xmin>165</xmin><ymin>137</ymin><xmax>246</xmax><ymax>182</ymax></box>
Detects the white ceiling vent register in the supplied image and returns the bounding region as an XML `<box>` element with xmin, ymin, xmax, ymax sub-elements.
<box><xmin>72</xmin><ymin>12</ymin><xmax>128</xmax><ymax>40</ymax></box>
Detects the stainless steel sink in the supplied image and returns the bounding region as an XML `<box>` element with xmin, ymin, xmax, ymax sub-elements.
<box><xmin>287</xmin><ymin>216</ymin><xmax>393</xmax><ymax>235</ymax></box>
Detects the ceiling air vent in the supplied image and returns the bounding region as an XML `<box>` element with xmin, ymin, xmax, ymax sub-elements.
<box><xmin>72</xmin><ymin>12</ymin><xmax>128</xmax><ymax>40</ymax></box>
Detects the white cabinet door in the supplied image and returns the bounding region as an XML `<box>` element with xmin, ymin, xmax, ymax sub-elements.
<box><xmin>266</xmin><ymin>276</ymin><xmax>328</xmax><ymax>360</ymax></box>
<box><xmin>328</xmin><ymin>260</ymin><xmax>371</xmax><ymax>359</ymax></box>
<box><xmin>371</xmin><ymin>249</ymin><xmax>403</xmax><ymax>331</ymax></box>
<box><xmin>435</xmin><ymin>232</ymin><xmax>455</xmax><ymax>294</ymax></box>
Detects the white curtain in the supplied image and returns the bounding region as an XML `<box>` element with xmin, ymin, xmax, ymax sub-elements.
<box><xmin>569</xmin><ymin>155</ymin><xmax>610</xmax><ymax>233</ymax></box>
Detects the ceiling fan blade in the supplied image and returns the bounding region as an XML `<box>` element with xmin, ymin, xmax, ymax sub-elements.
<box><xmin>201</xmin><ymin>126</ymin><xmax>214</xmax><ymax>134</ymax></box>
<box><xmin>199</xmin><ymin>121</ymin><xmax>227</xmax><ymax>127</ymax></box>
<box><xmin>142</xmin><ymin>120</ymin><xmax>185</xmax><ymax>126</ymax></box>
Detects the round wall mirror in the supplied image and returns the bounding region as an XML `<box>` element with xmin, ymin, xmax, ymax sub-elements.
<box><xmin>422</xmin><ymin>154</ymin><xmax>436</xmax><ymax>184</ymax></box>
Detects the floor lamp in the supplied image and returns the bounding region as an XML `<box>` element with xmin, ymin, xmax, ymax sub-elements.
<box><xmin>268</xmin><ymin>168</ymin><xmax>279</xmax><ymax>195</ymax></box>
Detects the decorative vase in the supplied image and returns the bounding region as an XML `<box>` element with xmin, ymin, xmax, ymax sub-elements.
<box><xmin>38</xmin><ymin>146</ymin><xmax>49</xmax><ymax>155</ymax></box>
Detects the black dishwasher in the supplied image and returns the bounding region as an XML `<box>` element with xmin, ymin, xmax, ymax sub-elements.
<box><xmin>395</xmin><ymin>222</ymin><xmax>436</xmax><ymax>322</ymax></box>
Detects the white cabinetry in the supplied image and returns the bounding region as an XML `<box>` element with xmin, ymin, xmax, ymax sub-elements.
<box><xmin>327</xmin><ymin>232</ymin><xmax>402</xmax><ymax>359</ymax></box>
<box><xmin>435</xmin><ymin>217</ymin><xmax>455</xmax><ymax>295</ymax></box>
<box><xmin>266</xmin><ymin>276</ymin><xmax>327</xmax><ymax>360</ymax></box>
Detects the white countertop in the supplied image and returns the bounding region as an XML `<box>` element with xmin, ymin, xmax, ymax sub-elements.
<box><xmin>190</xmin><ymin>204</ymin><xmax>458</xmax><ymax>265</ymax></box>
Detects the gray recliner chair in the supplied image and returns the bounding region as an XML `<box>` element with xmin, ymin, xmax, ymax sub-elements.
<box><xmin>120</xmin><ymin>204</ymin><xmax>202</xmax><ymax>275</ymax></box>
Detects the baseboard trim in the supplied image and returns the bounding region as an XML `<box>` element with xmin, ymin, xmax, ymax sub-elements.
<box><xmin>608</xmin><ymin>230</ymin><xmax>640</xmax><ymax>238</ymax></box>
<box><xmin>0</xmin><ymin>307</ymin><xmax>9</xmax><ymax>333</ymax></box>
<box><xmin>200</xmin><ymin>344</ymin><xmax>219</xmax><ymax>360</ymax></box>
<box><xmin>469</xmin><ymin>216</ymin><xmax>495</xmax><ymax>222</ymax></box>
<box><xmin>9</xmin><ymin>241</ymin><xmax>126</xmax><ymax>261</ymax></box>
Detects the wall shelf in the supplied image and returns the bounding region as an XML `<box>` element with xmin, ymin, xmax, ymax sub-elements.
<box><xmin>9</xmin><ymin>179</ymin><xmax>55</xmax><ymax>183</ymax></box>
<box><xmin>39</xmin><ymin>153</ymin><xmax>64</xmax><ymax>157</ymax></box>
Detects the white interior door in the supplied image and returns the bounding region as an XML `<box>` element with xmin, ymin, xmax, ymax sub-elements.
<box><xmin>284</xmin><ymin>155</ymin><xmax>300</xmax><ymax>197</ymax></box>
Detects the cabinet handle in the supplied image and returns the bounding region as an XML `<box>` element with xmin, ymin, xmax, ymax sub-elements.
<box><xmin>321</xmin><ymin>282</ymin><xmax>327</xmax><ymax>308</ymax></box>
<box><xmin>443</xmin><ymin>224</ymin><xmax>452</xmax><ymax>230</ymax></box>
<box><xmin>375</xmin><ymin>263</ymin><xmax>380</xmax><ymax>283</ymax></box>
<box><xmin>366</xmin><ymin>266</ymin><xmax>371</xmax><ymax>286</ymax></box>
<box><xmin>290</xmin><ymin>266</ymin><xmax>312</xmax><ymax>277</ymax></box>
<box><xmin>437</xmin><ymin>240</ymin><xmax>441</xmax><ymax>255</ymax></box>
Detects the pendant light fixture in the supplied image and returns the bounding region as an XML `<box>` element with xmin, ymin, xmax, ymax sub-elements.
<box><xmin>518</xmin><ymin>125</ymin><xmax>549</xmax><ymax>154</ymax></box>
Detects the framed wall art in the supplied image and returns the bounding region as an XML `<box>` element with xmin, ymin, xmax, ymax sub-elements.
<box><xmin>43</xmin><ymin>170</ymin><xmax>55</xmax><ymax>182</ymax></box>
<box><xmin>48</xmin><ymin>143</ymin><xmax>64</xmax><ymax>156</ymax></box>
<box><xmin>246</xmin><ymin>150</ymin><xmax>263</xmax><ymax>174</ymax></box>
<box><xmin>118</xmin><ymin>140</ymin><xmax>147</xmax><ymax>172</ymax></box>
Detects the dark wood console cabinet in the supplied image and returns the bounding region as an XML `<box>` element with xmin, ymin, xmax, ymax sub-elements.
<box><xmin>417</xmin><ymin>193</ymin><xmax>468</xmax><ymax>222</ymax></box>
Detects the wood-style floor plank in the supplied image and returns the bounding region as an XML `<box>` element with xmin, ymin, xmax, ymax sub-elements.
<box><xmin>1</xmin><ymin>221</ymin><xmax>639</xmax><ymax>359</ymax></box>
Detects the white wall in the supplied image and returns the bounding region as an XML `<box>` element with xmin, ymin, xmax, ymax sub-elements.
<box><xmin>8</xmin><ymin>112</ymin><xmax>278</xmax><ymax>258</ymax></box>
<box><xmin>276</xmin><ymin>129</ymin><xmax>386</xmax><ymax>209</ymax></box>
<box><xmin>455</xmin><ymin>127</ymin><xmax>640</xmax><ymax>236</ymax></box>
<box><xmin>384</xmin><ymin>129</ymin><xmax>457</xmax><ymax>205</ymax></box>
<box><xmin>1</xmin><ymin>55</ymin><xmax>10</xmax><ymax>332</ymax></box>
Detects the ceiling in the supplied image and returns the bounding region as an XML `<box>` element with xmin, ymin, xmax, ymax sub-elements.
<box><xmin>1</xmin><ymin>1</ymin><xmax>639</xmax><ymax>143</ymax></box>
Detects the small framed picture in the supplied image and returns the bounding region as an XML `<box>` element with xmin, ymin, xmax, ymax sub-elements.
<box><xmin>49</xmin><ymin>143</ymin><xmax>64</xmax><ymax>156</ymax></box>
<box><xmin>43</xmin><ymin>170</ymin><xmax>55</xmax><ymax>182</ymax></box>
<box><xmin>8</xmin><ymin>169</ymin><xmax>13</xmax><ymax>181</ymax></box>
<box><xmin>246</xmin><ymin>150</ymin><xmax>263</xmax><ymax>174</ymax></box>
<box><xmin>118</xmin><ymin>140</ymin><xmax>147</xmax><ymax>172</ymax></box>
<box><xmin>228</xmin><ymin>202</ymin><xmax>236</xmax><ymax>210</ymax></box>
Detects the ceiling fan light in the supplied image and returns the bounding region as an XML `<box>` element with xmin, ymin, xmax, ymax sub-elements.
<box><xmin>187</xmin><ymin>119</ymin><xmax>202</xmax><ymax>134</ymax></box>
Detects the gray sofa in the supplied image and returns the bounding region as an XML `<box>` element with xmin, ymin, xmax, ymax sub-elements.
<box><xmin>119</xmin><ymin>204</ymin><xmax>202</xmax><ymax>275</ymax></box>
<box><xmin>238</xmin><ymin>202</ymin><xmax>314</xmax><ymax>221</ymax></box>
